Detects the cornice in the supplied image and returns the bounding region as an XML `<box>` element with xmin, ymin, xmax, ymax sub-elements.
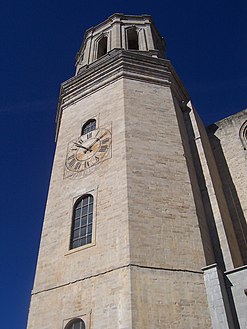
<box><xmin>83</xmin><ymin>13</ymin><xmax>153</xmax><ymax>37</ymax></box>
<box><xmin>56</xmin><ymin>49</ymin><xmax>190</xmax><ymax>140</ymax></box>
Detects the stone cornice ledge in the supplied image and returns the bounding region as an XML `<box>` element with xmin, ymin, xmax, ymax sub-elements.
<box><xmin>56</xmin><ymin>49</ymin><xmax>190</xmax><ymax>140</ymax></box>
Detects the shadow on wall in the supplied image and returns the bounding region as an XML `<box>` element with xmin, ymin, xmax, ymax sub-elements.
<box><xmin>182</xmin><ymin>111</ymin><xmax>243</xmax><ymax>329</ymax></box>
<box><xmin>182</xmin><ymin>110</ymin><xmax>225</xmax><ymax>270</ymax></box>
<box><xmin>207</xmin><ymin>123</ymin><xmax>247</xmax><ymax>265</ymax></box>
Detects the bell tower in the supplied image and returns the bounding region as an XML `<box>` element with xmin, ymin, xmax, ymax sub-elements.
<box><xmin>26</xmin><ymin>14</ymin><xmax>244</xmax><ymax>329</ymax></box>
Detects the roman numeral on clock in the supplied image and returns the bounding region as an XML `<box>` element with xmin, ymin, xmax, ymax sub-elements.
<box><xmin>68</xmin><ymin>158</ymin><xmax>76</xmax><ymax>167</ymax></box>
<box><xmin>101</xmin><ymin>138</ymin><xmax>110</xmax><ymax>144</ymax></box>
<box><xmin>75</xmin><ymin>139</ymin><xmax>84</xmax><ymax>145</ymax></box>
<box><xmin>99</xmin><ymin>145</ymin><xmax>108</xmax><ymax>152</ymax></box>
<box><xmin>74</xmin><ymin>162</ymin><xmax>82</xmax><ymax>170</ymax></box>
<box><xmin>84</xmin><ymin>161</ymin><xmax>90</xmax><ymax>168</ymax></box>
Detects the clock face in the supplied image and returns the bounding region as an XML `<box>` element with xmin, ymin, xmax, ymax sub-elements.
<box><xmin>64</xmin><ymin>127</ymin><xmax>111</xmax><ymax>179</ymax></box>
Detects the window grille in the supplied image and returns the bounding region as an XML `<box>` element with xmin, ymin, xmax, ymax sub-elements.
<box><xmin>81</xmin><ymin>119</ymin><xmax>96</xmax><ymax>136</ymax></box>
<box><xmin>70</xmin><ymin>195</ymin><xmax>93</xmax><ymax>249</ymax></box>
<box><xmin>66</xmin><ymin>319</ymin><xmax>85</xmax><ymax>329</ymax></box>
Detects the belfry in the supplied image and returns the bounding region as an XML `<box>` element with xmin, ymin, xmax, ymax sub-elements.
<box><xmin>26</xmin><ymin>14</ymin><xmax>247</xmax><ymax>329</ymax></box>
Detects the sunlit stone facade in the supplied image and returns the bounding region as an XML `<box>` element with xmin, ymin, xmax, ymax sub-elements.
<box><xmin>26</xmin><ymin>14</ymin><xmax>247</xmax><ymax>329</ymax></box>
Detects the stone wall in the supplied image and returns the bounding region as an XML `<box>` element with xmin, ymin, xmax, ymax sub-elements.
<box><xmin>208</xmin><ymin>110</ymin><xmax>247</xmax><ymax>264</ymax></box>
<box><xmin>27</xmin><ymin>50</ymin><xmax>214</xmax><ymax>328</ymax></box>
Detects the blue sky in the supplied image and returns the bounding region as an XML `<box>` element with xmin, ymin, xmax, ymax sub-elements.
<box><xmin>0</xmin><ymin>1</ymin><xmax>246</xmax><ymax>328</ymax></box>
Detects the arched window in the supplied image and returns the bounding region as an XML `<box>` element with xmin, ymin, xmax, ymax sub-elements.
<box><xmin>97</xmin><ymin>36</ymin><xmax>107</xmax><ymax>59</ymax></box>
<box><xmin>70</xmin><ymin>194</ymin><xmax>94</xmax><ymax>249</ymax></box>
<box><xmin>81</xmin><ymin>119</ymin><xmax>96</xmax><ymax>136</ymax></box>
<box><xmin>66</xmin><ymin>319</ymin><xmax>86</xmax><ymax>329</ymax></box>
<box><xmin>239</xmin><ymin>120</ymin><xmax>247</xmax><ymax>150</ymax></box>
<box><xmin>127</xmin><ymin>28</ymin><xmax>139</xmax><ymax>50</ymax></box>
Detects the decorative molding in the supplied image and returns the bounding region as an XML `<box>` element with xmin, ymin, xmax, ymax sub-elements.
<box><xmin>56</xmin><ymin>49</ymin><xmax>189</xmax><ymax>140</ymax></box>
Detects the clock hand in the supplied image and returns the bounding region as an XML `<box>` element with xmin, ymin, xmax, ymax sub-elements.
<box><xmin>87</xmin><ymin>132</ymin><xmax>108</xmax><ymax>150</ymax></box>
<box><xmin>73</xmin><ymin>142</ymin><xmax>90</xmax><ymax>151</ymax></box>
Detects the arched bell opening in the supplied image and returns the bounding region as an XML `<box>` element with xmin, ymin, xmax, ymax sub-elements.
<box><xmin>97</xmin><ymin>36</ymin><xmax>108</xmax><ymax>59</ymax></box>
<box><xmin>127</xmin><ymin>28</ymin><xmax>139</xmax><ymax>50</ymax></box>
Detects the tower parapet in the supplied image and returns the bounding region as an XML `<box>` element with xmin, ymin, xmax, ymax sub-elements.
<box><xmin>75</xmin><ymin>13</ymin><xmax>165</xmax><ymax>74</ymax></box>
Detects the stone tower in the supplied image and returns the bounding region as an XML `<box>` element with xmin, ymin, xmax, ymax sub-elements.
<box><xmin>26</xmin><ymin>14</ymin><xmax>247</xmax><ymax>329</ymax></box>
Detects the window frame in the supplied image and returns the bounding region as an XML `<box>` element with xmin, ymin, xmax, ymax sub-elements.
<box><xmin>81</xmin><ymin>119</ymin><xmax>96</xmax><ymax>136</ymax></box>
<box><xmin>126</xmin><ymin>27</ymin><xmax>139</xmax><ymax>50</ymax></box>
<box><xmin>66</xmin><ymin>188</ymin><xmax>97</xmax><ymax>255</ymax></box>
<box><xmin>63</xmin><ymin>313</ymin><xmax>89</xmax><ymax>329</ymax></box>
<box><xmin>70</xmin><ymin>194</ymin><xmax>94</xmax><ymax>250</ymax></box>
<box><xmin>93</xmin><ymin>32</ymin><xmax>110</xmax><ymax>61</ymax></box>
<box><xmin>97</xmin><ymin>35</ymin><xmax>108</xmax><ymax>59</ymax></box>
<box><xmin>65</xmin><ymin>318</ymin><xmax>86</xmax><ymax>329</ymax></box>
<box><xmin>239</xmin><ymin>120</ymin><xmax>247</xmax><ymax>150</ymax></box>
